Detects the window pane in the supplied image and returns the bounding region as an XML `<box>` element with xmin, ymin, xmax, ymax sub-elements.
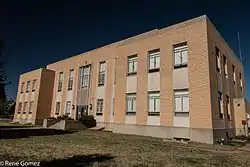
<box><xmin>175</xmin><ymin>97</ymin><xmax>182</xmax><ymax>111</ymax></box>
<box><xmin>155</xmin><ymin>56</ymin><xmax>160</xmax><ymax>68</ymax></box>
<box><xmin>134</xmin><ymin>61</ymin><xmax>137</xmax><ymax>72</ymax></box>
<box><xmin>181</xmin><ymin>50</ymin><xmax>188</xmax><ymax>64</ymax></box>
<box><xmin>174</xmin><ymin>52</ymin><xmax>181</xmax><ymax>65</ymax></box>
<box><xmin>155</xmin><ymin>98</ymin><xmax>160</xmax><ymax>112</ymax></box>
<box><xmin>149</xmin><ymin>98</ymin><xmax>154</xmax><ymax>111</ymax></box>
<box><xmin>132</xmin><ymin>99</ymin><xmax>136</xmax><ymax>111</ymax></box>
<box><xmin>127</xmin><ymin>99</ymin><xmax>132</xmax><ymax>111</ymax></box>
<box><xmin>128</xmin><ymin>62</ymin><xmax>133</xmax><ymax>73</ymax></box>
<box><xmin>149</xmin><ymin>57</ymin><xmax>155</xmax><ymax>69</ymax></box>
<box><xmin>183</xmin><ymin>96</ymin><xmax>189</xmax><ymax>112</ymax></box>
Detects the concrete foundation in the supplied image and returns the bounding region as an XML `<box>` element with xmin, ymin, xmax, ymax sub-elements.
<box><xmin>98</xmin><ymin>122</ymin><xmax>216</xmax><ymax>144</ymax></box>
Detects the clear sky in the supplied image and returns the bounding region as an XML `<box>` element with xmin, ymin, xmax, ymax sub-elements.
<box><xmin>0</xmin><ymin>0</ymin><xmax>249</xmax><ymax>100</ymax></box>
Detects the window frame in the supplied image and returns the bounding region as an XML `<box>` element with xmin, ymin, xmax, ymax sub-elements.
<box><xmin>26</xmin><ymin>81</ymin><xmax>31</xmax><ymax>93</ymax></box>
<box><xmin>148</xmin><ymin>49</ymin><xmax>160</xmax><ymax>73</ymax></box>
<box><xmin>58</xmin><ymin>72</ymin><xmax>63</xmax><ymax>92</ymax></box>
<box><xmin>98</xmin><ymin>61</ymin><xmax>106</xmax><ymax>86</ymax></box>
<box><xmin>127</xmin><ymin>55</ymin><xmax>137</xmax><ymax>76</ymax></box>
<box><xmin>218</xmin><ymin>91</ymin><xmax>224</xmax><ymax>119</ymax></box>
<box><xmin>29</xmin><ymin>101</ymin><xmax>34</xmax><ymax>114</ymax></box>
<box><xmin>23</xmin><ymin>101</ymin><xmax>28</xmax><ymax>113</ymax></box>
<box><xmin>18</xmin><ymin>102</ymin><xmax>22</xmax><ymax>113</ymax></box>
<box><xmin>232</xmin><ymin>65</ymin><xmax>236</xmax><ymax>85</ymax></box>
<box><xmin>240</xmin><ymin>72</ymin><xmax>243</xmax><ymax>90</ymax></box>
<box><xmin>126</xmin><ymin>93</ymin><xmax>136</xmax><ymax>115</ymax></box>
<box><xmin>148</xmin><ymin>91</ymin><xmax>160</xmax><ymax>116</ymax></box>
<box><xmin>79</xmin><ymin>65</ymin><xmax>91</xmax><ymax>88</ymax></box>
<box><xmin>223</xmin><ymin>55</ymin><xmax>228</xmax><ymax>78</ymax></box>
<box><xmin>32</xmin><ymin>79</ymin><xmax>36</xmax><ymax>92</ymax></box>
<box><xmin>55</xmin><ymin>102</ymin><xmax>60</xmax><ymax>115</ymax></box>
<box><xmin>20</xmin><ymin>82</ymin><xmax>25</xmax><ymax>93</ymax></box>
<box><xmin>68</xmin><ymin>69</ymin><xmax>74</xmax><ymax>91</ymax></box>
<box><xmin>173</xmin><ymin>43</ymin><xmax>188</xmax><ymax>69</ymax></box>
<box><xmin>225</xmin><ymin>95</ymin><xmax>231</xmax><ymax>120</ymax></box>
<box><xmin>65</xmin><ymin>101</ymin><xmax>71</xmax><ymax>115</ymax></box>
<box><xmin>96</xmin><ymin>99</ymin><xmax>104</xmax><ymax>115</ymax></box>
<box><xmin>174</xmin><ymin>89</ymin><xmax>189</xmax><ymax>116</ymax></box>
<box><xmin>215</xmin><ymin>47</ymin><xmax>221</xmax><ymax>73</ymax></box>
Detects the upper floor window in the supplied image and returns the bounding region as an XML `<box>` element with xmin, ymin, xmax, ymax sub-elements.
<box><xmin>215</xmin><ymin>47</ymin><xmax>221</xmax><ymax>73</ymax></box>
<box><xmin>68</xmin><ymin>69</ymin><xmax>74</xmax><ymax>90</ymax></box>
<box><xmin>173</xmin><ymin>42</ymin><xmax>188</xmax><ymax>68</ymax></box>
<box><xmin>79</xmin><ymin>65</ymin><xmax>91</xmax><ymax>88</ymax></box>
<box><xmin>218</xmin><ymin>91</ymin><xmax>223</xmax><ymax>119</ymax></box>
<box><xmin>148</xmin><ymin>91</ymin><xmax>160</xmax><ymax>116</ymax></box>
<box><xmin>58</xmin><ymin>72</ymin><xmax>63</xmax><ymax>92</ymax></box>
<box><xmin>26</xmin><ymin>81</ymin><xmax>30</xmax><ymax>92</ymax></box>
<box><xmin>148</xmin><ymin>49</ymin><xmax>160</xmax><ymax>72</ymax></box>
<box><xmin>20</xmin><ymin>82</ymin><xmax>25</xmax><ymax>93</ymax></box>
<box><xmin>98</xmin><ymin>62</ymin><xmax>106</xmax><ymax>86</ymax></box>
<box><xmin>127</xmin><ymin>55</ymin><xmax>137</xmax><ymax>75</ymax></box>
<box><xmin>240</xmin><ymin>73</ymin><xmax>243</xmax><ymax>90</ymax></box>
<box><xmin>223</xmin><ymin>55</ymin><xmax>228</xmax><ymax>78</ymax></box>
<box><xmin>174</xmin><ymin>89</ymin><xmax>189</xmax><ymax>116</ymax></box>
<box><xmin>232</xmin><ymin>65</ymin><xmax>236</xmax><ymax>85</ymax></box>
<box><xmin>32</xmin><ymin>79</ymin><xmax>36</xmax><ymax>92</ymax></box>
<box><xmin>126</xmin><ymin>93</ymin><xmax>136</xmax><ymax>115</ymax></box>
<box><xmin>96</xmin><ymin>99</ymin><xmax>104</xmax><ymax>115</ymax></box>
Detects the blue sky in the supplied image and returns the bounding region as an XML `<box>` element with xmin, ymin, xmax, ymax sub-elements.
<box><xmin>0</xmin><ymin>0</ymin><xmax>249</xmax><ymax>100</ymax></box>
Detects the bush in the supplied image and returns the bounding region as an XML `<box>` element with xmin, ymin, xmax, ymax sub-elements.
<box><xmin>79</xmin><ymin>115</ymin><xmax>96</xmax><ymax>128</ymax></box>
<box><xmin>47</xmin><ymin>117</ymin><xmax>57</xmax><ymax>121</ymax></box>
<box><xmin>235</xmin><ymin>135</ymin><xmax>250</xmax><ymax>141</ymax></box>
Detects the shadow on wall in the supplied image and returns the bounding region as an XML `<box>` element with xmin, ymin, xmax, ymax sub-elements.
<box><xmin>0</xmin><ymin>128</ymin><xmax>77</xmax><ymax>139</ymax></box>
<box><xmin>40</xmin><ymin>154</ymin><xmax>115</xmax><ymax>167</ymax></box>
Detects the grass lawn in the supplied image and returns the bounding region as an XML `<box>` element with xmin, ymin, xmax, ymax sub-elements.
<box><xmin>0</xmin><ymin>130</ymin><xmax>250</xmax><ymax>167</ymax></box>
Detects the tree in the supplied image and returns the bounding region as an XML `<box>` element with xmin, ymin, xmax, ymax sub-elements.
<box><xmin>0</xmin><ymin>40</ymin><xmax>9</xmax><ymax>117</ymax></box>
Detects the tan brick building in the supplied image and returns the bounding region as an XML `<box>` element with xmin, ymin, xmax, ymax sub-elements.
<box><xmin>13</xmin><ymin>15</ymin><xmax>249</xmax><ymax>144</ymax></box>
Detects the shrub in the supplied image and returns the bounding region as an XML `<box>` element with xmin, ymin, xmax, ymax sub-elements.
<box><xmin>47</xmin><ymin>117</ymin><xmax>57</xmax><ymax>121</ymax></box>
<box><xmin>235</xmin><ymin>135</ymin><xmax>250</xmax><ymax>141</ymax></box>
<box><xmin>79</xmin><ymin>115</ymin><xmax>96</xmax><ymax>128</ymax></box>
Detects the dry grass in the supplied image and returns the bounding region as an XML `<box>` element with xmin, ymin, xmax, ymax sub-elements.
<box><xmin>0</xmin><ymin>129</ymin><xmax>250</xmax><ymax>167</ymax></box>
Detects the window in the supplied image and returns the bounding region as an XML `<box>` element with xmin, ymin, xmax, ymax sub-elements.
<box><xmin>98</xmin><ymin>62</ymin><xmax>106</xmax><ymax>86</ymax></box>
<box><xmin>79</xmin><ymin>65</ymin><xmax>91</xmax><ymax>88</ymax></box>
<box><xmin>96</xmin><ymin>99</ymin><xmax>104</xmax><ymax>115</ymax></box>
<box><xmin>223</xmin><ymin>55</ymin><xmax>228</xmax><ymax>78</ymax></box>
<box><xmin>215</xmin><ymin>47</ymin><xmax>221</xmax><ymax>73</ymax></box>
<box><xmin>240</xmin><ymin>73</ymin><xmax>243</xmax><ymax>90</ymax></box>
<box><xmin>18</xmin><ymin>103</ymin><xmax>22</xmax><ymax>113</ymax></box>
<box><xmin>68</xmin><ymin>69</ymin><xmax>74</xmax><ymax>90</ymax></box>
<box><xmin>148</xmin><ymin>49</ymin><xmax>160</xmax><ymax>72</ymax></box>
<box><xmin>65</xmin><ymin>101</ymin><xmax>71</xmax><ymax>115</ymax></box>
<box><xmin>29</xmin><ymin>101</ymin><xmax>33</xmax><ymax>114</ymax></box>
<box><xmin>225</xmin><ymin>95</ymin><xmax>231</xmax><ymax>120</ymax></box>
<box><xmin>148</xmin><ymin>91</ymin><xmax>160</xmax><ymax>116</ymax></box>
<box><xmin>23</xmin><ymin>102</ymin><xmax>28</xmax><ymax>113</ymax></box>
<box><xmin>55</xmin><ymin>102</ymin><xmax>60</xmax><ymax>115</ymax></box>
<box><xmin>112</xmin><ymin>98</ymin><xmax>115</xmax><ymax>116</ymax></box>
<box><xmin>20</xmin><ymin>82</ymin><xmax>25</xmax><ymax>93</ymax></box>
<box><xmin>232</xmin><ymin>65</ymin><xmax>236</xmax><ymax>85</ymax></box>
<box><xmin>126</xmin><ymin>93</ymin><xmax>136</xmax><ymax>115</ymax></box>
<box><xmin>58</xmin><ymin>72</ymin><xmax>63</xmax><ymax>92</ymax></box>
<box><xmin>26</xmin><ymin>81</ymin><xmax>30</xmax><ymax>92</ymax></box>
<box><xmin>174</xmin><ymin>90</ymin><xmax>189</xmax><ymax>116</ymax></box>
<box><xmin>127</xmin><ymin>55</ymin><xmax>137</xmax><ymax>75</ymax></box>
<box><xmin>218</xmin><ymin>92</ymin><xmax>223</xmax><ymax>119</ymax></box>
<box><xmin>32</xmin><ymin>79</ymin><xmax>36</xmax><ymax>91</ymax></box>
<box><xmin>173</xmin><ymin>42</ymin><xmax>188</xmax><ymax>68</ymax></box>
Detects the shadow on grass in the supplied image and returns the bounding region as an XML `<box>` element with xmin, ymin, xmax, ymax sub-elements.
<box><xmin>40</xmin><ymin>154</ymin><xmax>115</xmax><ymax>167</ymax></box>
<box><xmin>0</xmin><ymin>128</ymin><xmax>77</xmax><ymax>139</ymax></box>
